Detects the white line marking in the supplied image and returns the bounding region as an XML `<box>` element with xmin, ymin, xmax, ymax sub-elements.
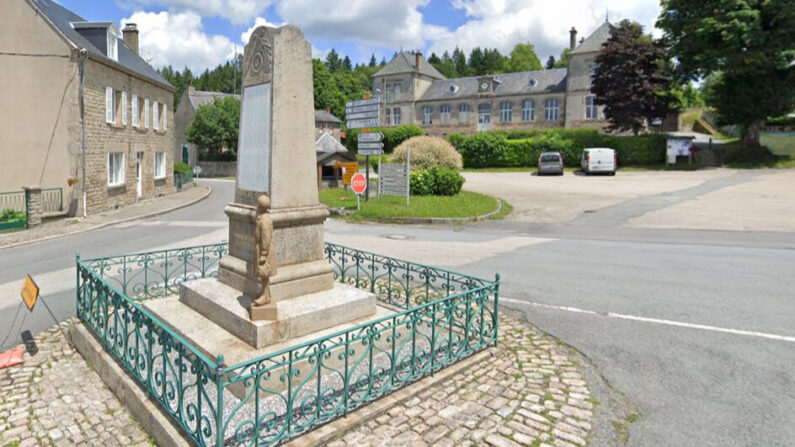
<box><xmin>501</xmin><ymin>298</ymin><xmax>795</xmax><ymax>344</ymax></box>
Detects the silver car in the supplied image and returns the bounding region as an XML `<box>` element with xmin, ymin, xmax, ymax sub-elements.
<box><xmin>537</xmin><ymin>152</ymin><xmax>564</xmax><ymax>175</ymax></box>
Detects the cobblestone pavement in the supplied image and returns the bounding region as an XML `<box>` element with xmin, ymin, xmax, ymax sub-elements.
<box><xmin>327</xmin><ymin>312</ymin><xmax>595</xmax><ymax>447</ymax></box>
<box><xmin>0</xmin><ymin>321</ymin><xmax>152</xmax><ymax>447</ymax></box>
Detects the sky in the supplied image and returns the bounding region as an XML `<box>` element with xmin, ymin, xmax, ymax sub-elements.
<box><xmin>57</xmin><ymin>0</ymin><xmax>663</xmax><ymax>73</ymax></box>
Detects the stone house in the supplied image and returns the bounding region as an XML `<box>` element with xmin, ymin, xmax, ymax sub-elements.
<box><xmin>314</xmin><ymin>109</ymin><xmax>343</xmax><ymax>142</ymax></box>
<box><xmin>0</xmin><ymin>0</ymin><xmax>175</xmax><ymax>216</ymax></box>
<box><xmin>372</xmin><ymin>22</ymin><xmax>616</xmax><ymax>136</ymax></box>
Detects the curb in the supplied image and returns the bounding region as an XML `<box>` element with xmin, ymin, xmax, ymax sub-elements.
<box><xmin>332</xmin><ymin>198</ymin><xmax>503</xmax><ymax>225</ymax></box>
<box><xmin>0</xmin><ymin>185</ymin><xmax>212</xmax><ymax>251</ymax></box>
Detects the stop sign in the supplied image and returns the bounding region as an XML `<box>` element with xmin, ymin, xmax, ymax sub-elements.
<box><xmin>351</xmin><ymin>173</ymin><xmax>367</xmax><ymax>195</ymax></box>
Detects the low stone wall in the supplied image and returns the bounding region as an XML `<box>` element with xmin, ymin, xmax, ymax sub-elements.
<box><xmin>197</xmin><ymin>161</ymin><xmax>236</xmax><ymax>178</ymax></box>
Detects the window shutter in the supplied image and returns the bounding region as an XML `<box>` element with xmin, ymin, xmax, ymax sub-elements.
<box><xmin>105</xmin><ymin>87</ymin><xmax>113</xmax><ymax>123</ymax></box>
<box><xmin>144</xmin><ymin>99</ymin><xmax>149</xmax><ymax>128</ymax></box>
<box><xmin>163</xmin><ymin>105</ymin><xmax>168</xmax><ymax>131</ymax></box>
<box><xmin>132</xmin><ymin>95</ymin><xmax>138</xmax><ymax>127</ymax></box>
<box><xmin>121</xmin><ymin>92</ymin><xmax>128</xmax><ymax>125</ymax></box>
<box><xmin>153</xmin><ymin>101</ymin><xmax>159</xmax><ymax>130</ymax></box>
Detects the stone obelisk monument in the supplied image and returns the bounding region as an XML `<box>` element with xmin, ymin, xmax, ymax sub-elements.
<box><xmin>178</xmin><ymin>25</ymin><xmax>375</xmax><ymax>350</ymax></box>
<box><xmin>218</xmin><ymin>25</ymin><xmax>335</xmax><ymax>308</ymax></box>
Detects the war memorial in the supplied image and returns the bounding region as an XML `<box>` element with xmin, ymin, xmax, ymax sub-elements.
<box><xmin>70</xmin><ymin>25</ymin><xmax>499</xmax><ymax>446</ymax></box>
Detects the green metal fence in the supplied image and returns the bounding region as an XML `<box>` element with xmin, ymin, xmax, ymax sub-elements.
<box><xmin>0</xmin><ymin>190</ymin><xmax>27</xmax><ymax>231</ymax></box>
<box><xmin>176</xmin><ymin>171</ymin><xmax>195</xmax><ymax>192</ymax></box>
<box><xmin>77</xmin><ymin>242</ymin><xmax>499</xmax><ymax>446</ymax></box>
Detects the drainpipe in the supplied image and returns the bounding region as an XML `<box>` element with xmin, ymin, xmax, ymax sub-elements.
<box><xmin>78</xmin><ymin>48</ymin><xmax>87</xmax><ymax>218</ymax></box>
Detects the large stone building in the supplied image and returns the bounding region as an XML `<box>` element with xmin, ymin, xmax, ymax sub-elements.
<box><xmin>0</xmin><ymin>0</ymin><xmax>175</xmax><ymax>216</ymax></box>
<box><xmin>372</xmin><ymin>23</ymin><xmax>612</xmax><ymax>136</ymax></box>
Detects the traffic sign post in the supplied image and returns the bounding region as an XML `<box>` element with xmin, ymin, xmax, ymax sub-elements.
<box><xmin>350</xmin><ymin>172</ymin><xmax>367</xmax><ymax>211</ymax></box>
<box><xmin>346</xmin><ymin>96</ymin><xmax>382</xmax><ymax>203</ymax></box>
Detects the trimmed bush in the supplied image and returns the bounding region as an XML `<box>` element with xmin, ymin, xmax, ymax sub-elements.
<box><xmin>392</xmin><ymin>136</ymin><xmax>464</xmax><ymax>171</ymax></box>
<box><xmin>723</xmin><ymin>146</ymin><xmax>777</xmax><ymax>167</ymax></box>
<box><xmin>447</xmin><ymin>129</ymin><xmax>667</xmax><ymax>168</ymax></box>
<box><xmin>174</xmin><ymin>162</ymin><xmax>192</xmax><ymax>174</ymax></box>
<box><xmin>409</xmin><ymin>168</ymin><xmax>465</xmax><ymax>196</ymax></box>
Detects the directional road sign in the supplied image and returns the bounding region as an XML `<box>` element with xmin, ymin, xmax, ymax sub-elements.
<box><xmin>357</xmin><ymin>142</ymin><xmax>384</xmax><ymax>150</ymax></box>
<box><xmin>358</xmin><ymin>132</ymin><xmax>384</xmax><ymax>142</ymax></box>
<box><xmin>347</xmin><ymin>104</ymin><xmax>379</xmax><ymax>113</ymax></box>
<box><xmin>346</xmin><ymin>118</ymin><xmax>380</xmax><ymax>129</ymax></box>
<box><xmin>346</xmin><ymin>98</ymin><xmax>380</xmax><ymax>108</ymax></box>
<box><xmin>346</xmin><ymin>111</ymin><xmax>380</xmax><ymax>120</ymax></box>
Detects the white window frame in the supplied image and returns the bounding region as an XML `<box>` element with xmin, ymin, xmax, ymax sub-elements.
<box><xmin>393</xmin><ymin>108</ymin><xmax>401</xmax><ymax>125</ymax></box>
<box><xmin>153</xmin><ymin>101</ymin><xmax>160</xmax><ymax>130</ymax></box>
<box><xmin>522</xmin><ymin>100</ymin><xmax>535</xmax><ymax>122</ymax></box>
<box><xmin>144</xmin><ymin>98</ymin><xmax>150</xmax><ymax>129</ymax></box>
<box><xmin>131</xmin><ymin>95</ymin><xmax>139</xmax><ymax>127</ymax></box>
<box><xmin>107</xmin><ymin>31</ymin><xmax>118</xmax><ymax>61</ymax></box>
<box><xmin>385</xmin><ymin>84</ymin><xmax>392</xmax><ymax>102</ymax></box>
<box><xmin>478</xmin><ymin>103</ymin><xmax>491</xmax><ymax>124</ymax></box>
<box><xmin>440</xmin><ymin>105</ymin><xmax>451</xmax><ymax>125</ymax></box>
<box><xmin>459</xmin><ymin>104</ymin><xmax>470</xmax><ymax>124</ymax></box>
<box><xmin>393</xmin><ymin>82</ymin><xmax>401</xmax><ymax>100</ymax></box>
<box><xmin>107</xmin><ymin>152</ymin><xmax>125</xmax><ymax>187</ymax></box>
<box><xmin>544</xmin><ymin>98</ymin><xmax>559</xmax><ymax>121</ymax></box>
<box><xmin>421</xmin><ymin>106</ymin><xmax>432</xmax><ymax>125</ymax></box>
<box><xmin>499</xmin><ymin>101</ymin><xmax>512</xmax><ymax>123</ymax></box>
<box><xmin>586</xmin><ymin>96</ymin><xmax>598</xmax><ymax>120</ymax></box>
<box><xmin>385</xmin><ymin>108</ymin><xmax>391</xmax><ymax>126</ymax></box>
<box><xmin>154</xmin><ymin>151</ymin><xmax>166</xmax><ymax>179</ymax></box>
<box><xmin>105</xmin><ymin>86</ymin><xmax>114</xmax><ymax>124</ymax></box>
<box><xmin>121</xmin><ymin>91</ymin><xmax>128</xmax><ymax>126</ymax></box>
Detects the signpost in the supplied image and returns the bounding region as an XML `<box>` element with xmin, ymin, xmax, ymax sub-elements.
<box><xmin>350</xmin><ymin>172</ymin><xmax>367</xmax><ymax>211</ymax></box>
<box><xmin>337</xmin><ymin>161</ymin><xmax>358</xmax><ymax>185</ymax></box>
<box><xmin>345</xmin><ymin>96</ymin><xmax>381</xmax><ymax>202</ymax></box>
<box><xmin>378</xmin><ymin>146</ymin><xmax>410</xmax><ymax>206</ymax></box>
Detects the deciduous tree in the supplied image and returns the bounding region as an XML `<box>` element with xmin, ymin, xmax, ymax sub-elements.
<box><xmin>186</xmin><ymin>97</ymin><xmax>240</xmax><ymax>154</ymax></box>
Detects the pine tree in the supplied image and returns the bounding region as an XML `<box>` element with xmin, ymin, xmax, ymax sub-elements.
<box><xmin>369</xmin><ymin>54</ymin><xmax>377</xmax><ymax>67</ymax></box>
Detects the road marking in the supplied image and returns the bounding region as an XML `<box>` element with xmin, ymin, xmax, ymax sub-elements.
<box><xmin>501</xmin><ymin>298</ymin><xmax>795</xmax><ymax>344</ymax></box>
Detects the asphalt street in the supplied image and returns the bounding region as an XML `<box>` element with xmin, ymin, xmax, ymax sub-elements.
<box><xmin>1</xmin><ymin>177</ymin><xmax>793</xmax><ymax>446</ymax></box>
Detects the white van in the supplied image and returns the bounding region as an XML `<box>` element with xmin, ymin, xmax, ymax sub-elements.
<box><xmin>581</xmin><ymin>148</ymin><xmax>617</xmax><ymax>175</ymax></box>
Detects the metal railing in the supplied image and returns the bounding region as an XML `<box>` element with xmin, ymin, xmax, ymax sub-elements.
<box><xmin>0</xmin><ymin>190</ymin><xmax>27</xmax><ymax>231</ymax></box>
<box><xmin>42</xmin><ymin>187</ymin><xmax>63</xmax><ymax>213</ymax></box>
<box><xmin>77</xmin><ymin>242</ymin><xmax>499</xmax><ymax>446</ymax></box>
<box><xmin>176</xmin><ymin>171</ymin><xmax>195</xmax><ymax>192</ymax></box>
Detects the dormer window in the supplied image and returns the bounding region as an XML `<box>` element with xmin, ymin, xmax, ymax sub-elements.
<box><xmin>107</xmin><ymin>31</ymin><xmax>118</xmax><ymax>61</ymax></box>
<box><xmin>450</xmin><ymin>85</ymin><xmax>459</xmax><ymax>94</ymax></box>
<box><xmin>528</xmin><ymin>79</ymin><xmax>538</xmax><ymax>88</ymax></box>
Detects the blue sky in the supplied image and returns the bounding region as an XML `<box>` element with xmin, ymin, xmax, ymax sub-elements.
<box><xmin>57</xmin><ymin>0</ymin><xmax>661</xmax><ymax>73</ymax></box>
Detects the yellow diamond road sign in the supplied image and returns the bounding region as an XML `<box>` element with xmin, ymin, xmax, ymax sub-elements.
<box><xmin>21</xmin><ymin>274</ymin><xmax>39</xmax><ymax>311</ymax></box>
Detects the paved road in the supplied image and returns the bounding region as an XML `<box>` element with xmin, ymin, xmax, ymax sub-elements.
<box><xmin>1</xmin><ymin>175</ymin><xmax>793</xmax><ymax>446</ymax></box>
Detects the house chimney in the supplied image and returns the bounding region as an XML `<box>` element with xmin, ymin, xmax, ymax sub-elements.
<box><xmin>415</xmin><ymin>50</ymin><xmax>422</xmax><ymax>70</ymax></box>
<box><xmin>569</xmin><ymin>27</ymin><xmax>577</xmax><ymax>50</ymax></box>
<box><xmin>123</xmin><ymin>23</ymin><xmax>139</xmax><ymax>54</ymax></box>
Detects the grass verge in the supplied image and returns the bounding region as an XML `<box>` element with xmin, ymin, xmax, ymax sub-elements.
<box><xmin>319</xmin><ymin>188</ymin><xmax>503</xmax><ymax>221</ymax></box>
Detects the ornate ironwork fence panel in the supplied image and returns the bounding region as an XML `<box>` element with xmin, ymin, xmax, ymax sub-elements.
<box><xmin>77</xmin><ymin>242</ymin><xmax>499</xmax><ymax>447</ymax></box>
<box><xmin>42</xmin><ymin>187</ymin><xmax>64</xmax><ymax>213</ymax></box>
<box><xmin>81</xmin><ymin>242</ymin><xmax>229</xmax><ymax>301</ymax></box>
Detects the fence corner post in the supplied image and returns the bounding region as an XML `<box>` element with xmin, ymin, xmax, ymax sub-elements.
<box><xmin>215</xmin><ymin>354</ymin><xmax>225</xmax><ymax>447</ymax></box>
<box><xmin>23</xmin><ymin>185</ymin><xmax>43</xmax><ymax>228</ymax></box>
<box><xmin>494</xmin><ymin>273</ymin><xmax>500</xmax><ymax>347</ymax></box>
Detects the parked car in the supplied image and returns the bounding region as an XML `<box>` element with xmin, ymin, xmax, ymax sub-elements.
<box><xmin>537</xmin><ymin>152</ymin><xmax>564</xmax><ymax>175</ymax></box>
<box><xmin>581</xmin><ymin>148</ymin><xmax>617</xmax><ymax>175</ymax></box>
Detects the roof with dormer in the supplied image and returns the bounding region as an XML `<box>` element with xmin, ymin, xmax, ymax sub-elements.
<box><xmin>570</xmin><ymin>21</ymin><xmax>612</xmax><ymax>55</ymax></box>
<box><xmin>373</xmin><ymin>51</ymin><xmax>445</xmax><ymax>79</ymax></box>
<box><xmin>29</xmin><ymin>0</ymin><xmax>172</xmax><ymax>89</ymax></box>
<box><xmin>418</xmin><ymin>68</ymin><xmax>567</xmax><ymax>102</ymax></box>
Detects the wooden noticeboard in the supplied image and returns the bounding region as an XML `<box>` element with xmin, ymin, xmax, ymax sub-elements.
<box><xmin>337</xmin><ymin>162</ymin><xmax>359</xmax><ymax>185</ymax></box>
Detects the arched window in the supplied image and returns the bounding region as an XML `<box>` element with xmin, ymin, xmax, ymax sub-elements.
<box><xmin>522</xmin><ymin>100</ymin><xmax>535</xmax><ymax>122</ymax></box>
<box><xmin>544</xmin><ymin>98</ymin><xmax>559</xmax><ymax>121</ymax></box>
<box><xmin>586</xmin><ymin>96</ymin><xmax>598</xmax><ymax>120</ymax></box>
<box><xmin>478</xmin><ymin>103</ymin><xmax>491</xmax><ymax>124</ymax></box>
<box><xmin>499</xmin><ymin>101</ymin><xmax>512</xmax><ymax>123</ymax></box>
<box><xmin>393</xmin><ymin>108</ymin><xmax>401</xmax><ymax>125</ymax></box>
<box><xmin>440</xmin><ymin>105</ymin><xmax>451</xmax><ymax>125</ymax></box>
<box><xmin>422</xmin><ymin>106</ymin><xmax>432</xmax><ymax>125</ymax></box>
<box><xmin>458</xmin><ymin>104</ymin><xmax>471</xmax><ymax>124</ymax></box>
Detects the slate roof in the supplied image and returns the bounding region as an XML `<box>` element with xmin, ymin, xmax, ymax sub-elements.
<box><xmin>29</xmin><ymin>0</ymin><xmax>172</xmax><ymax>89</ymax></box>
<box><xmin>315</xmin><ymin>132</ymin><xmax>348</xmax><ymax>154</ymax></box>
<box><xmin>373</xmin><ymin>52</ymin><xmax>445</xmax><ymax>79</ymax></box>
<box><xmin>418</xmin><ymin>68</ymin><xmax>568</xmax><ymax>102</ymax></box>
<box><xmin>570</xmin><ymin>21</ymin><xmax>612</xmax><ymax>55</ymax></box>
<box><xmin>188</xmin><ymin>90</ymin><xmax>240</xmax><ymax>109</ymax></box>
<box><xmin>315</xmin><ymin>110</ymin><xmax>341</xmax><ymax>123</ymax></box>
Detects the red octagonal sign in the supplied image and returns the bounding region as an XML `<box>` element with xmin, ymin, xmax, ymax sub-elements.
<box><xmin>351</xmin><ymin>173</ymin><xmax>367</xmax><ymax>195</ymax></box>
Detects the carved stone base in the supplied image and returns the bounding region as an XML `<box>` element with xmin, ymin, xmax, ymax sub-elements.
<box><xmin>250</xmin><ymin>302</ymin><xmax>277</xmax><ymax>321</ymax></box>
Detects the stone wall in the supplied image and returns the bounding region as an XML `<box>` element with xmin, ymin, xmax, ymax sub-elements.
<box><xmin>82</xmin><ymin>59</ymin><xmax>175</xmax><ymax>214</ymax></box>
<box><xmin>197</xmin><ymin>161</ymin><xmax>236</xmax><ymax>177</ymax></box>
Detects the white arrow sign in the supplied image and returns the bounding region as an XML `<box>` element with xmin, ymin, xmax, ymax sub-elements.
<box><xmin>347</xmin><ymin>118</ymin><xmax>379</xmax><ymax>129</ymax></box>
<box><xmin>358</xmin><ymin>132</ymin><xmax>384</xmax><ymax>142</ymax></box>
<box><xmin>346</xmin><ymin>104</ymin><xmax>380</xmax><ymax>113</ymax></box>
<box><xmin>346</xmin><ymin>111</ymin><xmax>380</xmax><ymax>120</ymax></box>
<box><xmin>345</xmin><ymin>97</ymin><xmax>380</xmax><ymax>108</ymax></box>
<box><xmin>357</xmin><ymin>142</ymin><xmax>384</xmax><ymax>150</ymax></box>
<box><xmin>358</xmin><ymin>148</ymin><xmax>384</xmax><ymax>155</ymax></box>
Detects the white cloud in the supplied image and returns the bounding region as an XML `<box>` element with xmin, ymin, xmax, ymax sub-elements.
<box><xmin>122</xmin><ymin>11</ymin><xmax>236</xmax><ymax>72</ymax></box>
<box><xmin>120</xmin><ymin>0</ymin><xmax>273</xmax><ymax>24</ymax></box>
<box><xmin>275</xmin><ymin>0</ymin><xmax>445</xmax><ymax>50</ymax></box>
<box><xmin>429</xmin><ymin>0</ymin><xmax>661</xmax><ymax>62</ymax></box>
<box><xmin>240</xmin><ymin>16</ymin><xmax>283</xmax><ymax>44</ymax></box>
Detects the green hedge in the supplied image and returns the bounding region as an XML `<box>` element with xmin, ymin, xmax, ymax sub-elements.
<box><xmin>410</xmin><ymin>167</ymin><xmax>465</xmax><ymax>196</ymax></box>
<box><xmin>345</xmin><ymin>124</ymin><xmax>424</xmax><ymax>154</ymax></box>
<box><xmin>448</xmin><ymin>129</ymin><xmax>668</xmax><ymax>168</ymax></box>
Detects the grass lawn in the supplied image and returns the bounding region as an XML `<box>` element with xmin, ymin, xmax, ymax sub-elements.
<box><xmin>761</xmin><ymin>132</ymin><xmax>795</xmax><ymax>158</ymax></box>
<box><xmin>319</xmin><ymin>188</ymin><xmax>503</xmax><ymax>221</ymax></box>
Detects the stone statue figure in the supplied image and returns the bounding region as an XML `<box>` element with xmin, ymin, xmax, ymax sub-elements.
<box><xmin>252</xmin><ymin>194</ymin><xmax>277</xmax><ymax>311</ymax></box>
